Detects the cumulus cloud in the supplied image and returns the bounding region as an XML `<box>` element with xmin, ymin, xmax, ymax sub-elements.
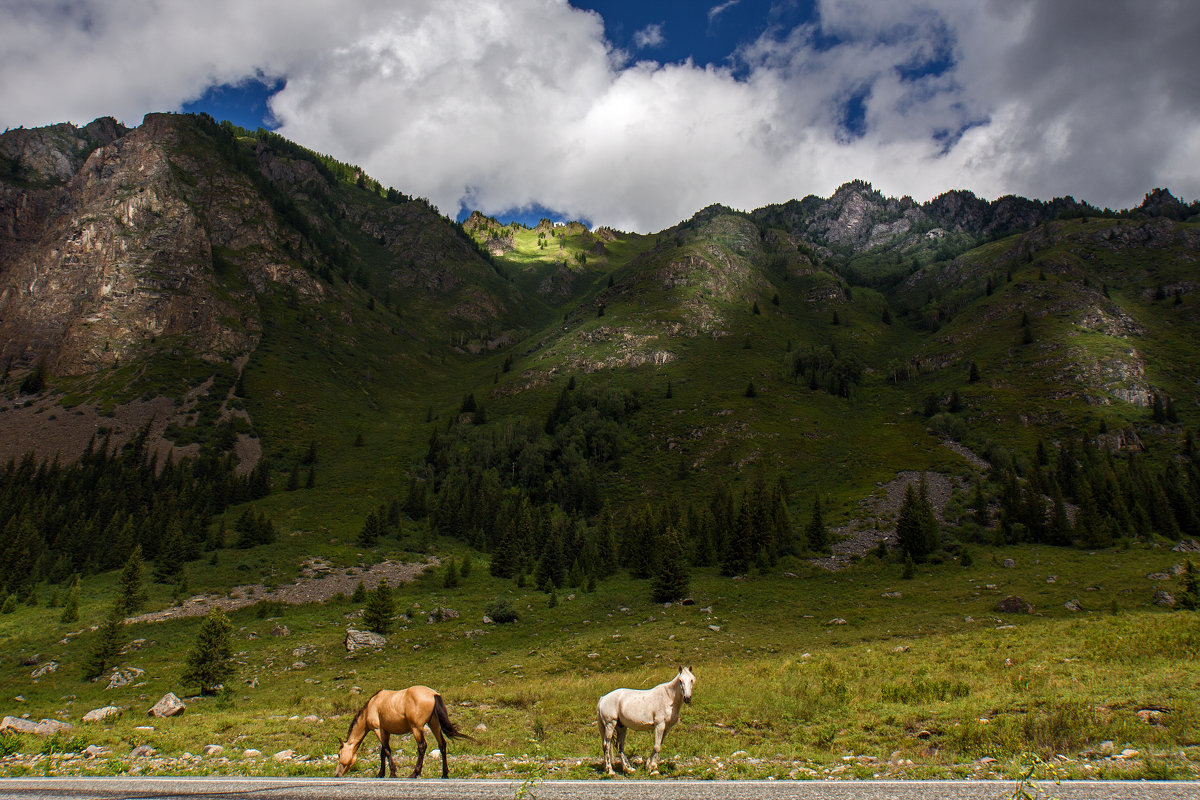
<box><xmin>2</xmin><ymin>0</ymin><xmax>1198</xmax><ymax>232</ymax></box>
<box><xmin>633</xmin><ymin>23</ymin><xmax>665</xmax><ymax>50</ymax></box>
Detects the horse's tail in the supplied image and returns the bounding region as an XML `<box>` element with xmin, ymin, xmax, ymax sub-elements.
<box><xmin>433</xmin><ymin>693</ymin><xmax>476</xmax><ymax>741</ymax></box>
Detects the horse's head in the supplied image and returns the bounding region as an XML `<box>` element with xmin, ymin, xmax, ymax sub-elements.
<box><xmin>333</xmin><ymin>738</ymin><xmax>357</xmax><ymax>777</ymax></box>
<box><xmin>678</xmin><ymin>665</ymin><xmax>695</xmax><ymax>704</ymax></box>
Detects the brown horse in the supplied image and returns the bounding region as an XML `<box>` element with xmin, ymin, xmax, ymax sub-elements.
<box><xmin>335</xmin><ymin>685</ymin><xmax>473</xmax><ymax>778</ymax></box>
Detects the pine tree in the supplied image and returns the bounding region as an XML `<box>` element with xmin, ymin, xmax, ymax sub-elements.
<box><xmin>83</xmin><ymin>606</ymin><xmax>125</xmax><ymax>680</ymax></box>
<box><xmin>651</xmin><ymin>527</ymin><xmax>690</xmax><ymax>603</ymax></box>
<box><xmin>154</xmin><ymin>519</ymin><xmax>186</xmax><ymax>583</ymax></box>
<box><xmin>896</xmin><ymin>479</ymin><xmax>939</xmax><ymax>562</ymax></box>
<box><xmin>968</xmin><ymin>361</ymin><xmax>980</xmax><ymax>384</ymax></box>
<box><xmin>115</xmin><ymin>545</ymin><xmax>149</xmax><ymax>617</ymax></box>
<box><xmin>1178</xmin><ymin>560</ymin><xmax>1199</xmax><ymax>611</ymax></box>
<box><xmin>443</xmin><ymin>557</ymin><xmax>460</xmax><ymax>588</ymax></box>
<box><xmin>804</xmin><ymin>496</ymin><xmax>829</xmax><ymax>552</ymax></box>
<box><xmin>969</xmin><ymin>479</ymin><xmax>988</xmax><ymax>527</ymax></box>
<box><xmin>60</xmin><ymin>577</ymin><xmax>80</xmax><ymax>624</ymax></box>
<box><xmin>459</xmin><ymin>554</ymin><xmax>472</xmax><ymax>579</ymax></box>
<box><xmin>351</xmin><ymin>580</ymin><xmax>367</xmax><ymax>603</ymax></box>
<box><xmin>358</xmin><ymin>510</ymin><xmax>381</xmax><ymax>547</ymax></box>
<box><xmin>362</xmin><ymin>580</ymin><xmax>395</xmax><ymax>635</ymax></box>
<box><xmin>1152</xmin><ymin>394</ymin><xmax>1166</xmax><ymax>423</ymax></box>
<box><xmin>181</xmin><ymin>607</ymin><xmax>235</xmax><ymax>695</ymax></box>
<box><xmin>721</xmin><ymin>503</ymin><xmax>755</xmax><ymax>576</ymax></box>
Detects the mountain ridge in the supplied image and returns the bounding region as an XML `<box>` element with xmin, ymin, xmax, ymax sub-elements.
<box><xmin>1</xmin><ymin>114</ymin><xmax>1197</xmax><ymax>514</ymax></box>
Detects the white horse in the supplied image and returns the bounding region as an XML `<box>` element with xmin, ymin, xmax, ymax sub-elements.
<box><xmin>596</xmin><ymin>666</ymin><xmax>695</xmax><ymax>775</ymax></box>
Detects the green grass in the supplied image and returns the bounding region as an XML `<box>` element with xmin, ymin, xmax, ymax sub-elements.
<box><xmin>3</xmin><ymin>539</ymin><xmax>1198</xmax><ymax>780</ymax></box>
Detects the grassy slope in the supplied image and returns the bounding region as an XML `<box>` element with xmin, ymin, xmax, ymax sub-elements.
<box><xmin>1</xmin><ymin>541</ymin><xmax>1197</xmax><ymax>780</ymax></box>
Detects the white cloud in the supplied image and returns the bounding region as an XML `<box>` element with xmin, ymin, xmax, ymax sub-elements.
<box><xmin>2</xmin><ymin>0</ymin><xmax>1198</xmax><ymax>232</ymax></box>
<box><xmin>708</xmin><ymin>0</ymin><xmax>741</xmax><ymax>24</ymax></box>
<box><xmin>633</xmin><ymin>23</ymin><xmax>665</xmax><ymax>50</ymax></box>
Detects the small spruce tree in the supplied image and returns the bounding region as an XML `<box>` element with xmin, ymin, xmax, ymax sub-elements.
<box><xmin>83</xmin><ymin>606</ymin><xmax>125</xmax><ymax>680</ymax></box>
<box><xmin>154</xmin><ymin>520</ymin><xmax>186</xmax><ymax>583</ymax></box>
<box><xmin>362</xmin><ymin>580</ymin><xmax>396</xmax><ymax>635</ymax></box>
<box><xmin>1178</xmin><ymin>560</ymin><xmax>1199</xmax><ymax>611</ymax></box>
<box><xmin>115</xmin><ymin>545</ymin><xmax>149</xmax><ymax>617</ymax></box>
<box><xmin>181</xmin><ymin>607</ymin><xmax>235</xmax><ymax>695</ymax></box>
<box><xmin>443</xmin><ymin>557</ymin><xmax>460</xmax><ymax>588</ymax></box>
<box><xmin>804</xmin><ymin>497</ymin><xmax>829</xmax><ymax>552</ymax></box>
<box><xmin>651</xmin><ymin>527</ymin><xmax>690</xmax><ymax>603</ymax></box>
<box><xmin>60</xmin><ymin>578</ymin><xmax>80</xmax><ymax>624</ymax></box>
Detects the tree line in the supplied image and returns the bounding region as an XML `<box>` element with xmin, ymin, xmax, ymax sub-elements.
<box><xmin>0</xmin><ymin>426</ymin><xmax>270</xmax><ymax>603</ymax></box>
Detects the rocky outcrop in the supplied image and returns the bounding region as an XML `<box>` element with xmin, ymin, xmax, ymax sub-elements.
<box><xmin>0</xmin><ymin>716</ymin><xmax>74</xmax><ymax>736</ymax></box>
<box><xmin>148</xmin><ymin>693</ymin><xmax>185</xmax><ymax>718</ymax></box>
<box><xmin>345</xmin><ymin>628</ymin><xmax>386</xmax><ymax>652</ymax></box>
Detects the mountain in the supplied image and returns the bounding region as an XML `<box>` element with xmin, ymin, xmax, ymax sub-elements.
<box><xmin>1</xmin><ymin>113</ymin><xmax>1198</xmax><ymax>562</ymax></box>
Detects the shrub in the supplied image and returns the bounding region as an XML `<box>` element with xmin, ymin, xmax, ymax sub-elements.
<box><xmin>486</xmin><ymin>599</ymin><xmax>519</xmax><ymax>624</ymax></box>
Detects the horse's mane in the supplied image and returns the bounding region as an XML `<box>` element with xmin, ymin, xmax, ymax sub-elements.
<box><xmin>345</xmin><ymin>690</ymin><xmax>384</xmax><ymax>740</ymax></box>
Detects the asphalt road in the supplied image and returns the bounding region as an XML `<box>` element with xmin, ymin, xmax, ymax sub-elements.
<box><xmin>2</xmin><ymin>777</ymin><xmax>1198</xmax><ymax>800</ymax></box>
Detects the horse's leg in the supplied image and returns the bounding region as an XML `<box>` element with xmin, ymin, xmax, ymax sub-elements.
<box><xmin>375</xmin><ymin>730</ymin><xmax>391</xmax><ymax>779</ymax></box>
<box><xmin>616</xmin><ymin>723</ymin><xmax>632</xmax><ymax>773</ymax></box>
<box><xmin>409</xmin><ymin>728</ymin><xmax>428</xmax><ymax>778</ymax></box>
<box><xmin>430</xmin><ymin>716</ymin><xmax>449</xmax><ymax>778</ymax></box>
<box><xmin>647</xmin><ymin>722</ymin><xmax>667</xmax><ymax>774</ymax></box>
<box><xmin>598</xmin><ymin>714</ymin><xmax>617</xmax><ymax>776</ymax></box>
<box><xmin>383</xmin><ymin>731</ymin><xmax>401</xmax><ymax>777</ymax></box>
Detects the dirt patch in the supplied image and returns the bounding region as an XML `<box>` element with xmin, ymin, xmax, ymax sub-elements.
<box><xmin>126</xmin><ymin>556</ymin><xmax>438</xmax><ymax>624</ymax></box>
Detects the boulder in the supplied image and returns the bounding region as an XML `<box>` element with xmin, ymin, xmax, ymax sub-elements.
<box><xmin>273</xmin><ymin>749</ymin><xmax>295</xmax><ymax>761</ymax></box>
<box><xmin>1002</xmin><ymin>558</ymin><xmax>1016</xmax><ymax>568</ymax></box>
<box><xmin>83</xmin><ymin>745</ymin><xmax>108</xmax><ymax>758</ymax></box>
<box><xmin>1153</xmin><ymin>588</ymin><xmax>1176</xmax><ymax>607</ymax></box>
<box><xmin>148</xmin><ymin>693</ymin><xmax>185</xmax><ymax>718</ymax></box>
<box><xmin>1146</xmin><ymin>572</ymin><xmax>1171</xmax><ymax>581</ymax></box>
<box><xmin>345</xmin><ymin>629</ymin><xmax>386</xmax><ymax>652</ymax></box>
<box><xmin>83</xmin><ymin>705</ymin><xmax>122</xmax><ymax>723</ymax></box>
<box><xmin>1137</xmin><ymin>709</ymin><xmax>1166</xmax><ymax>725</ymax></box>
<box><xmin>427</xmin><ymin>607</ymin><xmax>459</xmax><ymax>623</ymax></box>
<box><xmin>203</xmin><ymin>744</ymin><xmax>224</xmax><ymax>756</ymax></box>
<box><xmin>1064</xmin><ymin>599</ymin><xmax>1083</xmax><ymax>612</ymax></box>
<box><xmin>243</xmin><ymin>749</ymin><xmax>262</xmax><ymax>758</ymax></box>
<box><xmin>996</xmin><ymin>595</ymin><xmax>1033</xmax><ymax>614</ymax></box>
<box><xmin>130</xmin><ymin>744</ymin><xmax>156</xmax><ymax>758</ymax></box>
<box><xmin>39</xmin><ymin>718</ymin><xmax>74</xmax><ymax>736</ymax></box>
<box><xmin>271</xmin><ymin>624</ymin><xmax>290</xmax><ymax>637</ymax></box>
<box><xmin>1172</xmin><ymin>539</ymin><xmax>1200</xmax><ymax>553</ymax></box>
<box><xmin>0</xmin><ymin>716</ymin><xmax>42</xmax><ymax>735</ymax></box>
<box><xmin>107</xmin><ymin>666</ymin><xmax>145</xmax><ymax>689</ymax></box>
<box><xmin>30</xmin><ymin>661</ymin><xmax>58</xmax><ymax>679</ymax></box>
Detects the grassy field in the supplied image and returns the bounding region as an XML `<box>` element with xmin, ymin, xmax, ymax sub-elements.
<box><xmin>2</xmin><ymin>534</ymin><xmax>1198</xmax><ymax>781</ymax></box>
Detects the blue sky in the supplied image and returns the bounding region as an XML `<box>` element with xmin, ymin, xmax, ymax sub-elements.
<box><xmin>4</xmin><ymin>0</ymin><xmax>1199</xmax><ymax>232</ymax></box>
